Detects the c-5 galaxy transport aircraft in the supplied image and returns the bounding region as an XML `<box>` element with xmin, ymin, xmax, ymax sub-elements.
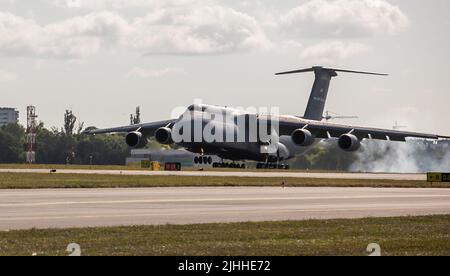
<box><xmin>85</xmin><ymin>66</ymin><xmax>450</xmax><ymax>168</ymax></box>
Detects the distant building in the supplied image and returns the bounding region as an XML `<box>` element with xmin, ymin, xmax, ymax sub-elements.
<box><xmin>0</xmin><ymin>107</ymin><xmax>19</xmax><ymax>127</ymax></box>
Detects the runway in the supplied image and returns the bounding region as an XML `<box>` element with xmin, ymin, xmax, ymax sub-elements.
<box><xmin>0</xmin><ymin>169</ymin><xmax>426</xmax><ymax>181</ymax></box>
<box><xmin>1</xmin><ymin>187</ymin><xmax>449</xmax><ymax>230</ymax></box>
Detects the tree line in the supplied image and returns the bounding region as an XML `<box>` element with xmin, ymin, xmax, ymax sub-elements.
<box><xmin>0</xmin><ymin>110</ymin><xmax>129</xmax><ymax>165</ymax></box>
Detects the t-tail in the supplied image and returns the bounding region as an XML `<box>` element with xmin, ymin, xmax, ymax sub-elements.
<box><xmin>276</xmin><ymin>66</ymin><xmax>388</xmax><ymax>121</ymax></box>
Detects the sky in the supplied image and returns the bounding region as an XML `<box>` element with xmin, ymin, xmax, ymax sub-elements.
<box><xmin>0</xmin><ymin>0</ymin><xmax>449</xmax><ymax>135</ymax></box>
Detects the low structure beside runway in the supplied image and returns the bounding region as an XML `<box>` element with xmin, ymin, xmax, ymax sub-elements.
<box><xmin>427</xmin><ymin>173</ymin><xmax>450</xmax><ymax>183</ymax></box>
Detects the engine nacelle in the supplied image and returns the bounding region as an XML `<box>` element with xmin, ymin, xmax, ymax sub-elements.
<box><xmin>125</xmin><ymin>131</ymin><xmax>148</xmax><ymax>148</ymax></box>
<box><xmin>155</xmin><ymin>127</ymin><xmax>173</xmax><ymax>145</ymax></box>
<box><xmin>338</xmin><ymin>134</ymin><xmax>361</xmax><ymax>152</ymax></box>
<box><xmin>291</xmin><ymin>129</ymin><xmax>315</xmax><ymax>147</ymax></box>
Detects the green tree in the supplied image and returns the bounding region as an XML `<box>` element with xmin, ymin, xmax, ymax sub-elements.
<box><xmin>0</xmin><ymin>124</ymin><xmax>26</xmax><ymax>163</ymax></box>
<box><xmin>75</xmin><ymin>134</ymin><xmax>129</xmax><ymax>165</ymax></box>
<box><xmin>290</xmin><ymin>143</ymin><xmax>356</xmax><ymax>171</ymax></box>
<box><xmin>63</xmin><ymin>110</ymin><xmax>77</xmax><ymax>136</ymax></box>
<box><xmin>130</xmin><ymin>106</ymin><xmax>141</xmax><ymax>125</ymax></box>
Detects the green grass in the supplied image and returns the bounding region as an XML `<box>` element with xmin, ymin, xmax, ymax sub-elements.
<box><xmin>0</xmin><ymin>163</ymin><xmax>143</xmax><ymax>171</ymax></box>
<box><xmin>0</xmin><ymin>172</ymin><xmax>444</xmax><ymax>189</ymax></box>
<box><xmin>1</xmin><ymin>215</ymin><xmax>449</xmax><ymax>256</ymax></box>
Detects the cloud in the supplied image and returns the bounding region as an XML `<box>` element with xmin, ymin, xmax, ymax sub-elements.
<box><xmin>0</xmin><ymin>70</ymin><xmax>17</xmax><ymax>82</ymax></box>
<box><xmin>301</xmin><ymin>41</ymin><xmax>369</xmax><ymax>64</ymax></box>
<box><xmin>127</xmin><ymin>67</ymin><xmax>186</xmax><ymax>78</ymax></box>
<box><xmin>64</xmin><ymin>0</ymin><xmax>81</xmax><ymax>8</ymax></box>
<box><xmin>281</xmin><ymin>0</ymin><xmax>410</xmax><ymax>37</ymax></box>
<box><xmin>0</xmin><ymin>5</ymin><xmax>271</xmax><ymax>59</ymax></box>
<box><xmin>129</xmin><ymin>6</ymin><xmax>271</xmax><ymax>55</ymax></box>
<box><xmin>52</xmin><ymin>0</ymin><xmax>198</xmax><ymax>10</ymax></box>
<box><xmin>0</xmin><ymin>1</ymin><xmax>410</xmax><ymax>59</ymax></box>
<box><xmin>0</xmin><ymin>11</ymin><xmax>129</xmax><ymax>59</ymax></box>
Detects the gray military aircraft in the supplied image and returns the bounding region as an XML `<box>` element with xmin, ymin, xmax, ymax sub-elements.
<box><xmin>85</xmin><ymin>66</ymin><xmax>450</xmax><ymax>169</ymax></box>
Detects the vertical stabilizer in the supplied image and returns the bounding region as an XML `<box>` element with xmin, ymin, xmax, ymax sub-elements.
<box><xmin>304</xmin><ymin>67</ymin><xmax>336</xmax><ymax>121</ymax></box>
<box><xmin>276</xmin><ymin>66</ymin><xmax>387</xmax><ymax>121</ymax></box>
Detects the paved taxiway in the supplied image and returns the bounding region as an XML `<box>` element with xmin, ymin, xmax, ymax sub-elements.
<box><xmin>1</xmin><ymin>187</ymin><xmax>449</xmax><ymax>230</ymax></box>
<box><xmin>0</xmin><ymin>169</ymin><xmax>425</xmax><ymax>181</ymax></box>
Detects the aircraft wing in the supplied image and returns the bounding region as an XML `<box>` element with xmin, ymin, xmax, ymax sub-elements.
<box><xmin>278</xmin><ymin>119</ymin><xmax>450</xmax><ymax>142</ymax></box>
<box><xmin>83</xmin><ymin>119</ymin><xmax>177</xmax><ymax>136</ymax></box>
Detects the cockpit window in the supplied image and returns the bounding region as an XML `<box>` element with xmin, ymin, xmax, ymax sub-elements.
<box><xmin>187</xmin><ymin>105</ymin><xmax>209</xmax><ymax>112</ymax></box>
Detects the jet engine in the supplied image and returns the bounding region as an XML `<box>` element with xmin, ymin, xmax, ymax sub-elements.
<box><xmin>338</xmin><ymin>134</ymin><xmax>361</xmax><ymax>152</ymax></box>
<box><xmin>155</xmin><ymin>127</ymin><xmax>173</xmax><ymax>145</ymax></box>
<box><xmin>125</xmin><ymin>131</ymin><xmax>148</xmax><ymax>148</ymax></box>
<box><xmin>291</xmin><ymin>129</ymin><xmax>315</xmax><ymax>147</ymax></box>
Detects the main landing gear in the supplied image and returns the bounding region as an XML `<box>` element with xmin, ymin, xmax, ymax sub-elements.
<box><xmin>212</xmin><ymin>162</ymin><xmax>246</xmax><ymax>169</ymax></box>
<box><xmin>194</xmin><ymin>155</ymin><xmax>246</xmax><ymax>169</ymax></box>
<box><xmin>256</xmin><ymin>163</ymin><xmax>290</xmax><ymax>170</ymax></box>
<box><xmin>194</xmin><ymin>156</ymin><xmax>213</xmax><ymax>165</ymax></box>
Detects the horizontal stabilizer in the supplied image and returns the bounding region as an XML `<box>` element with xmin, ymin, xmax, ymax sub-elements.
<box><xmin>275</xmin><ymin>66</ymin><xmax>388</xmax><ymax>121</ymax></box>
<box><xmin>275</xmin><ymin>66</ymin><xmax>388</xmax><ymax>76</ymax></box>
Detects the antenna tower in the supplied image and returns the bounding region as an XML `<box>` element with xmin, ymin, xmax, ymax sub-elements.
<box><xmin>26</xmin><ymin>106</ymin><xmax>38</xmax><ymax>164</ymax></box>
